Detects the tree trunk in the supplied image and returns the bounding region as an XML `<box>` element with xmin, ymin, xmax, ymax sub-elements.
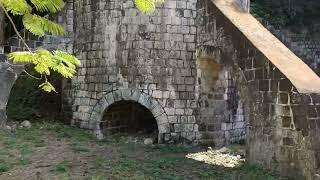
<box><xmin>0</xmin><ymin>9</ymin><xmax>23</xmax><ymax>127</ymax></box>
<box><xmin>0</xmin><ymin>8</ymin><xmax>6</xmax><ymax>127</ymax></box>
<box><xmin>0</xmin><ymin>64</ymin><xmax>22</xmax><ymax>127</ymax></box>
<box><xmin>0</xmin><ymin>8</ymin><xmax>4</xmax><ymax>47</ymax></box>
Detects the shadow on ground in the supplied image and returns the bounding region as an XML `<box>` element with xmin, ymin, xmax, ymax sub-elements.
<box><xmin>0</xmin><ymin>121</ymin><xmax>287</xmax><ymax>180</ymax></box>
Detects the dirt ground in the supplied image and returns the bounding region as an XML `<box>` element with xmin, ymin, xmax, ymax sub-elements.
<box><xmin>0</xmin><ymin>122</ymin><xmax>285</xmax><ymax>180</ymax></box>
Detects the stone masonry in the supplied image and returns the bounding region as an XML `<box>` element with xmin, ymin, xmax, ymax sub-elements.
<box><xmin>273</xmin><ymin>29</ymin><xmax>320</xmax><ymax>75</ymax></box>
<box><xmin>62</xmin><ymin>0</ymin><xmax>246</xmax><ymax>146</ymax></box>
<box><xmin>57</xmin><ymin>0</ymin><xmax>320</xmax><ymax>179</ymax></box>
<box><xmin>1</xmin><ymin>0</ymin><xmax>320</xmax><ymax>179</ymax></box>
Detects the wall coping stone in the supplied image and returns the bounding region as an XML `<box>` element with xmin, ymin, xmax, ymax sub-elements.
<box><xmin>212</xmin><ymin>0</ymin><xmax>320</xmax><ymax>94</ymax></box>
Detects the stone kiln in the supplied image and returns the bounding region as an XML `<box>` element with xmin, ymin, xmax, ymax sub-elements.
<box><xmin>58</xmin><ymin>0</ymin><xmax>320</xmax><ymax>179</ymax></box>
<box><xmin>62</xmin><ymin>0</ymin><xmax>246</xmax><ymax>146</ymax></box>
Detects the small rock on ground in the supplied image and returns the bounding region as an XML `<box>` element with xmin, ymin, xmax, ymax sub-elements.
<box><xmin>144</xmin><ymin>138</ymin><xmax>154</xmax><ymax>145</ymax></box>
<box><xmin>21</xmin><ymin>120</ymin><xmax>32</xmax><ymax>128</ymax></box>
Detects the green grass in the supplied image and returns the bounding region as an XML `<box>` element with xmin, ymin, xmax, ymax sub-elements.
<box><xmin>0</xmin><ymin>127</ymin><xmax>41</xmax><ymax>173</ymax></box>
<box><xmin>51</xmin><ymin>161</ymin><xmax>71</xmax><ymax>174</ymax></box>
<box><xmin>0</xmin><ymin>122</ymin><xmax>286</xmax><ymax>179</ymax></box>
<box><xmin>70</xmin><ymin>142</ymin><xmax>90</xmax><ymax>153</ymax></box>
<box><xmin>0</xmin><ymin>163</ymin><xmax>10</xmax><ymax>173</ymax></box>
<box><xmin>56</xmin><ymin>126</ymin><xmax>97</xmax><ymax>142</ymax></box>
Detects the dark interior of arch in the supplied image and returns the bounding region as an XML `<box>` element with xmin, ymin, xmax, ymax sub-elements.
<box><xmin>7</xmin><ymin>71</ymin><xmax>62</xmax><ymax>121</ymax></box>
<box><xmin>100</xmin><ymin>100</ymin><xmax>158</xmax><ymax>136</ymax></box>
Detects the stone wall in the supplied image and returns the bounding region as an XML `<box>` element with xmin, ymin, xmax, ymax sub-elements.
<box><xmin>196</xmin><ymin>1</ymin><xmax>246</xmax><ymax>145</ymax></box>
<box><xmin>62</xmin><ymin>0</ymin><xmax>245</xmax><ymax>146</ymax></box>
<box><xmin>210</xmin><ymin>0</ymin><xmax>320</xmax><ymax>179</ymax></box>
<box><xmin>270</xmin><ymin>28</ymin><xmax>320</xmax><ymax>75</ymax></box>
<box><xmin>61</xmin><ymin>0</ymin><xmax>320</xmax><ymax>178</ymax></box>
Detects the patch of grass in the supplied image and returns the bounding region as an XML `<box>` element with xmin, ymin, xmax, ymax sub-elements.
<box><xmin>0</xmin><ymin>123</ymin><xmax>286</xmax><ymax>179</ymax></box>
<box><xmin>56</xmin><ymin>126</ymin><xmax>96</xmax><ymax>142</ymax></box>
<box><xmin>90</xmin><ymin>141</ymin><xmax>284</xmax><ymax>180</ymax></box>
<box><xmin>94</xmin><ymin>157</ymin><xmax>112</xmax><ymax>169</ymax></box>
<box><xmin>91</xmin><ymin>176</ymin><xmax>104</xmax><ymax>180</ymax></box>
<box><xmin>0</xmin><ymin>163</ymin><xmax>10</xmax><ymax>173</ymax></box>
<box><xmin>145</xmin><ymin>144</ymin><xmax>189</xmax><ymax>153</ymax></box>
<box><xmin>3</xmin><ymin>126</ymin><xmax>47</xmax><ymax>148</ymax></box>
<box><xmin>51</xmin><ymin>161</ymin><xmax>71</xmax><ymax>174</ymax></box>
<box><xmin>0</xmin><ymin>126</ymin><xmax>46</xmax><ymax>173</ymax></box>
<box><xmin>70</xmin><ymin>143</ymin><xmax>90</xmax><ymax>153</ymax></box>
<box><xmin>235</xmin><ymin>164</ymin><xmax>282</xmax><ymax>180</ymax></box>
<box><xmin>19</xmin><ymin>157</ymin><xmax>32</xmax><ymax>165</ymax></box>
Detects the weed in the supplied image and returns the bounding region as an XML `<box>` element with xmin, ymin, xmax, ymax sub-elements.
<box><xmin>0</xmin><ymin>163</ymin><xmax>10</xmax><ymax>173</ymax></box>
<box><xmin>51</xmin><ymin>161</ymin><xmax>71</xmax><ymax>174</ymax></box>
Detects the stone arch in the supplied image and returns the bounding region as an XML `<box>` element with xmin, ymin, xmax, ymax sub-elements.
<box><xmin>89</xmin><ymin>88</ymin><xmax>170</xmax><ymax>143</ymax></box>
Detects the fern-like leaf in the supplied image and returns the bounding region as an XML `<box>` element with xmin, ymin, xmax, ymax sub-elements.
<box><xmin>23</xmin><ymin>14</ymin><xmax>64</xmax><ymax>36</ymax></box>
<box><xmin>134</xmin><ymin>0</ymin><xmax>155</xmax><ymax>14</ymax></box>
<box><xmin>39</xmin><ymin>82</ymin><xmax>56</xmax><ymax>93</ymax></box>
<box><xmin>0</xmin><ymin>0</ymin><xmax>31</xmax><ymax>15</ymax></box>
<box><xmin>8</xmin><ymin>51</ymin><xmax>35</xmax><ymax>63</ymax></box>
<box><xmin>30</xmin><ymin>0</ymin><xmax>65</xmax><ymax>13</ymax></box>
<box><xmin>53</xmin><ymin>51</ymin><xmax>81</xmax><ymax>66</ymax></box>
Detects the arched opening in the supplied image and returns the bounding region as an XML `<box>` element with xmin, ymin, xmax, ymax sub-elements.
<box><xmin>100</xmin><ymin>100</ymin><xmax>158</xmax><ymax>142</ymax></box>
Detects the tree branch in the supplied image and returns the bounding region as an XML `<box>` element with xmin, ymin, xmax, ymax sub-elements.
<box><xmin>23</xmin><ymin>70</ymin><xmax>42</xmax><ymax>80</ymax></box>
<box><xmin>0</xmin><ymin>3</ymin><xmax>32</xmax><ymax>52</ymax></box>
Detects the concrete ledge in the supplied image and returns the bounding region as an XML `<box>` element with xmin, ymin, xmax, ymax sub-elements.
<box><xmin>212</xmin><ymin>0</ymin><xmax>320</xmax><ymax>94</ymax></box>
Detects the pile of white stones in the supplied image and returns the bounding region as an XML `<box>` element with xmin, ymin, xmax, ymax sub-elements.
<box><xmin>186</xmin><ymin>147</ymin><xmax>245</xmax><ymax>168</ymax></box>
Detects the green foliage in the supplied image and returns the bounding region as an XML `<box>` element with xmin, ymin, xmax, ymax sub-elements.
<box><xmin>134</xmin><ymin>0</ymin><xmax>164</xmax><ymax>14</ymax></box>
<box><xmin>251</xmin><ymin>0</ymin><xmax>320</xmax><ymax>29</ymax></box>
<box><xmin>0</xmin><ymin>0</ymin><xmax>32</xmax><ymax>15</ymax></box>
<box><xmin>23</xmin><ymin>14</ymin><xmax>64</xmax><ymax>36</ymax></box>
<box><xmin>0</xmin><ymin>0</ymin><xmax>80</xmax><ymax>93</ymax></box>
<box><xmin>0</xmin><ymin>0</ymin><xmax>165</xmax><ymax>93</ymax></box>
<box><xmin>30</xmin><ymin>0</ymin><xmax>64</xmax><ymax>13</ymax></box>
<box><xmin>8</xmin><ymin>49</ymin><xmax>79</xmax><ymax>92</ymax></box>
<box><xmin>0</xmin><ymin>0</ymin><xmax>64</xmax><ymax>35</ymax></box>
<box><xmin>134</xmin><ymin>0</ymin><xmax>155</xmax><ymax>14</ymax></box>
